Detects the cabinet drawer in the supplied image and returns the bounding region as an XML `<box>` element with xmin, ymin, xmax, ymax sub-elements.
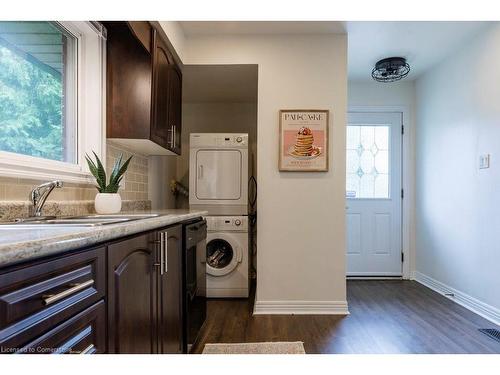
<box><xmin>15</xmin><ymin>300</ymin><xmax>106</xmax><ymax>354</ymax></box>
<box><xmin>0</xmin><ymin>248</ymin><xmax>105</xmax><ymax>348</ymax></box>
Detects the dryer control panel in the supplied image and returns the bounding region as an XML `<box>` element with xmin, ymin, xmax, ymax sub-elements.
<box><xmin>190</xmin><ymin>133</ymin><xmax>248</xmax><ymax>149</ymax></box>
<box><xmin>205</xmin><ymin>216</ymin><xmax>248</xmax><ymax>231</ymax></box>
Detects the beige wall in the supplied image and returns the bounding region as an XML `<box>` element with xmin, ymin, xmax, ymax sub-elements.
<box><xmin>0</xmin><ymin>141</ymin><xmax>149</xmax><ymax>202</ymax></box>
<box><xmin>183</xmin><ymin>34</ymin><xmax>348</xmax><ymax>312</ymax></box>
<box><xmin>158</xmin><ymin>21</ymin><xmax>186</xmax><ymax>62</ymax></box>
<box><xmin>176</xmin><ymin>101</ymin><xmax>257</xmax><ymax>208</ymax></box>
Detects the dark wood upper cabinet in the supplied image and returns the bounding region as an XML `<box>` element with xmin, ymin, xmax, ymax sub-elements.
<box><xmin>151</xmin><ymin>30</ymin><xmax>182</xmax><ymax>155</ymax></box>
<box><xmin>104</xmin><ymin>22</ymin><xmax>152</xmax><ymax>141</ymax></box>
<box><xmin>167</xmin><ymin>61</ymin><xmax>182</xmax><ymax>154</ymax></box>
<box><xmin>128</xmin><ymin>21</ymin><xmax>152</xmax><ymax>53</ymax></box>
<box><xmin>103</xmin><ymin>21</ymin><xmax>182</xmax><ymax>156</ymax></box>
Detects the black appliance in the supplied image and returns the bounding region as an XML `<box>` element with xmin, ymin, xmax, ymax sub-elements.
<box><xmin>182</xmin><ymin>218</ymin><xmax>207</xmax><ymax>353</ymax></box>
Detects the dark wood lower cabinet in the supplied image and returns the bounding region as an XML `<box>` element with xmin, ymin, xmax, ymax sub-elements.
<box><xmin>0</xmin><ymin>248</ymin><xmax>105</xmax><ymax>353</ymax></box>
<box><xmin>107</xmin><ymin>225</ymin><xmax>184</xmax><ymax>354</ymax></box>
<box><xmin>158</xmin><ymin>225</ymin><xmax>183</xmax><ymax>354</ymax></box>
<box><xmin>0</xmin><ymin>221</ymin><xmax>197</xmax><ymax>354</ymax></box>
<box><xmin>107</xmin><ymin>232</ymin><xmax>158</xmax><ymax>354</ymax></box>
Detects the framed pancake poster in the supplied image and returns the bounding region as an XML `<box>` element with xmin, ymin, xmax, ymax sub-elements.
<box><xmin>278</xmin><ymin>109</ymin><xmax>329</xmax><ymax>172</ymax></box>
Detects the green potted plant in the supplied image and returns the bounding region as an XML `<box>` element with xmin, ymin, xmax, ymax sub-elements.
<box><xmin>85</xmin><ymin>151</ymin><xmax>132</xmax><ymax>214</ymax></box>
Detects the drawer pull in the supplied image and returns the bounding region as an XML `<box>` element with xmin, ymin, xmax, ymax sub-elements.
<box><xmin>42</xmin><ymin>279</ymin><xmax>94</xmax><ymax>305</ymax></box>
<box><xmin>80</xmin><ymin>344</ymin><xmax>95</xmax><ymax>354</ymax></box>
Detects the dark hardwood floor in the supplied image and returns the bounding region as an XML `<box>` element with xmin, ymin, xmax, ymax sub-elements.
<box><xmin>194</xmin><ymin>280</ymin><xmax>500</xmax><ymax>354</ymax></box>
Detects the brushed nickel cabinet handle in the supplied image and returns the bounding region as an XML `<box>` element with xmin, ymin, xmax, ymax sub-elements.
<box><xmin>164</xmin><ymin>232</ymin><xmax>168</xmax><ymax>274</ymax></box>
<box><xmin>170</xmin><ymin>125</ymin><xmax>175</xmax><ymax>149</ymax></box>
<box><xmin>160</xmin><ymin>232</ymin><xmax>166</xmax><ymax>275</ymax></box>
<box><xmin>80</xmin><ymin>344</ymin><xmax>95</xmax><ymax>354</ymax></box>
<box><xmin>42</xmin><ymin>279</ymin><xmax>94</xmax><ymax>305</ymax></box>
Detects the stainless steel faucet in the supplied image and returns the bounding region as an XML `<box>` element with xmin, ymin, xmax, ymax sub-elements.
<box><xmin>30</xmin><ymin>180</ymin><xmax>64</xmax><ymax>217</ymax></box>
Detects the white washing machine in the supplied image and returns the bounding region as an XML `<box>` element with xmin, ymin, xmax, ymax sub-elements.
<box><xmin>189</xmin><ymin>133</ymin><xmax>248</xmax><ymax>215</ymax></box>
<box><xmin>203</xmin><ymin>215</ymin><xmax>249</xmax><ymax>298</ymax></box>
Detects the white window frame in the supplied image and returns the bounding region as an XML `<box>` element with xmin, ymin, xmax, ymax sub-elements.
<box><xmin>0</xmin><ymin>21</ymin><xmax>106</xmax><ymax>184</ymax></box>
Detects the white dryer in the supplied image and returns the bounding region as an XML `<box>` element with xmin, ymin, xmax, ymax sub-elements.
<box><xmin>203</xmin><ymin>216</ymin><xmax>249</xmax><ymax>298</ymax></box>
<box><xmin>189</xmin><ymin>133</ymin><xmax>248</xmax><ymax>215</ymax></box>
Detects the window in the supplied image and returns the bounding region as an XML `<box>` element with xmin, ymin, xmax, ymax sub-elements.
<box><xmin>0</xmin><ymin>21</ymin><xmax>105</xmax><ymax>184</ymax></box>
<box><xmin>346</xmin><ymin>125</ymin><xmax>390</xmax><ymax>199</ymax></box>
<box><xmin>0</xmin><ymin>22</ymin><xmax>77</xmax><ymax>163</ymax></box>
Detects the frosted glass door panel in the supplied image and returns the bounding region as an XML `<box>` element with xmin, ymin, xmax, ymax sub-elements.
<box><xmin>196</xmin><ymin>150</ymin><xmax>242</xmax><ymax>200</ymax></box>
<box><xmin>346</xmin><ymin>125</ymin><xmax>390</xmax><ymax>199</ymax></box>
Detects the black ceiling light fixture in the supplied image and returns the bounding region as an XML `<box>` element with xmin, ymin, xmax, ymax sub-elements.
<box><xmin>372</xmin><ymin>57</ymin><xmax>410</xmax><ymax>83</ymax></box>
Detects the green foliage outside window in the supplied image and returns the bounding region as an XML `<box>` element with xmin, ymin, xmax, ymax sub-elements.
<box><xmin>0</xmin><ymin>45</ymin><xmax>65</xmax><ymax>161</ymax></box>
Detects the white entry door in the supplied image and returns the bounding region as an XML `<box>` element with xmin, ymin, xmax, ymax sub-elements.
<box><xmin>346</xmin><ymin>112</ymin><xmax>402</xmax><ymax>276</ymax></box>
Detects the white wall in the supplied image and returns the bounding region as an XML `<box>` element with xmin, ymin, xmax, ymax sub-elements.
<box><xmin>348</xmin><ymin>81</ymin><xmax>417</xmax><ymax>276</ymax></box>
<box><xmin>176</xmin><ymin>102</ymin><xmax>257</xmax><ymax>208</ymax></box>
<box><xmin>183</xmin><ymin>34</ymin><xmax>348</xmax><ymax>313</ymax></box>
<box><xmin>415</xmin><ymin>23</ymin><xmax>500</xmax><ymax>317</ymax></box>
<box><xmin>349</xmin><ymin>81</ymin><xmax>415</xmax><ymax>109</ymax></box>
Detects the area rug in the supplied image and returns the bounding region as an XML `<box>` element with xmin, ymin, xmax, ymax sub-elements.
<box><xmin>202</xmin><ymin>341</ymin><xmax>306</xmax><ymax>354</ymax></box>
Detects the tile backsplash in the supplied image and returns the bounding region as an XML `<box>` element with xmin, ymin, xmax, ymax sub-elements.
<box><xmin>0</xmin><ymin>141</ymin><xmax>149</xmax><ymax>202</ymax></box>
<box><xmin>106</xmin><ymin>143</ymin><xmax>149</xmax><ymax>201</ymax></box>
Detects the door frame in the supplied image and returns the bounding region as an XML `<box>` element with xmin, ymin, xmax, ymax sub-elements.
<box><xmin>347</xmin><ymin>105</ymin><xmax>413</xmax><ymax>280</ymax></box>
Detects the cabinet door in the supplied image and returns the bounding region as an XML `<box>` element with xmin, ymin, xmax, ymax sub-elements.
<box><xmin>158</xmin><ymin>225</ymin><xmax>183</xmax><ymax>353</ymax></box>
<box><xmin>104</xmin><ymin>22</ymin><xmax>152</xmax><ymax>140</ymax></box>
<box><xmin>168</xmin><ymin>65</ymin><xmax>182</xmax><ymax>155</ymax></box>
<box><xmin>107</xmin><ymin>233</ymin><xmax>158</xmax><ymax>354</ymax></box>
<box><xmin>151</xmin><ymin>30</ymin><xmax>175</xmax><ymax>151</ymax></box>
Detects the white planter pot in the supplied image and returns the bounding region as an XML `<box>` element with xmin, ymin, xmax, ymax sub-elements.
<box><xmin>94</xmin><ymin>193</ymin><xmax>122</xmax><ymax>214</ymax></box>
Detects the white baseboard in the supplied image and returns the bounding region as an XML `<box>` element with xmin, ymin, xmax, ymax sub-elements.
<box><xmin>253</xmin><ymin>300</ymin><xmax>349</xmax><ymax>315</ymax></box>
<box><xmin>414</xmin><ymin>271</ymin><xmax>500</xmax><ymax>326</ymax></box>
<box><xmin>347</xmin><ymin>276</ymin><xmax>403</xmax><ymax>280</ymax></box>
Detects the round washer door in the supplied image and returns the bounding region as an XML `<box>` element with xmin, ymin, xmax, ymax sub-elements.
<box><xmin>206</xmin><ymin>232</ymin><xmax>242</xmax><ymax>276</ymax></box>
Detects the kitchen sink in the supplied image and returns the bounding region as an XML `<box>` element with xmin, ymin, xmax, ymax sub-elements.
<box><xmin>0</xmin><ymin>213</ymin><xmax>161</xmax><ymax>228</ymax></box>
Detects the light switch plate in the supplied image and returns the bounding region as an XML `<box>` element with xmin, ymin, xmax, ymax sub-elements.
<box><xmin>479</xmin><ymin>154</ymin><xmax>490</xmax><ymax>169</ymax></box>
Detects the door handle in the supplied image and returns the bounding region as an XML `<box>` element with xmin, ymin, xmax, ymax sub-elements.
<box><xmin>198</xmin><ymin>165</ymin><xmax>203</xmax><ymax>179</ymax></box>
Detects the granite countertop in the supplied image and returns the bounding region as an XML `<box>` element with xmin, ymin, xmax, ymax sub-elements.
<box><xmin>0</xmin><ymin>209</ymin><xmax>207</xmax><ymax>267</ymax></box>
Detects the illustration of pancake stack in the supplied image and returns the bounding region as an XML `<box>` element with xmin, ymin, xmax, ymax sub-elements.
<box><xmin>292</xmin><ymin>127</ymin><xmax>314</xmax><ymax>156</ymax></box>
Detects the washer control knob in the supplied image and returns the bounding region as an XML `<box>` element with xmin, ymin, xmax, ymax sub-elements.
<box><xmin>236</xmin><ymin>136</ymin><xmax>243</xmax><ymax>143</ymax></box>
<box><xmin>234</xmin><ymin>219</ymin><xmax>241</xmax><ymax>226</ymax></box>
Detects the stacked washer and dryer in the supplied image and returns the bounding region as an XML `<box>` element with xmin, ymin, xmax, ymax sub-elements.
<box><xmin>189</xmin><ymin>133</ymin><xmax>250</xmax><ymax>298</ymax></box>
